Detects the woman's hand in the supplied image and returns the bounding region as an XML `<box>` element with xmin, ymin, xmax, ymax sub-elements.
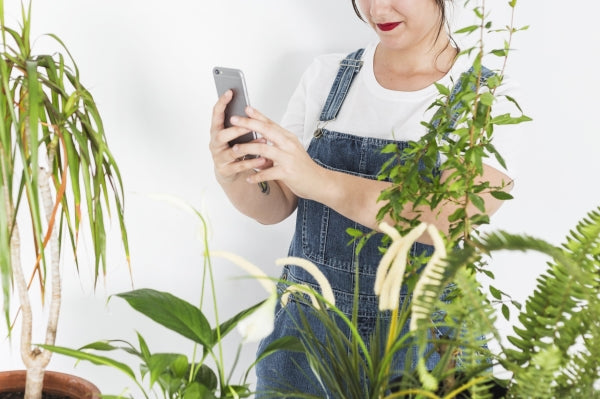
<box><xmin>209</xmin><ymin>90</ymin><xmax>272</xmax><ymax>184</ymax></box>
<box><xmin>229</xmin><ymin>106</ymin><xmax>324</xmax><ymax>200</ymax></box>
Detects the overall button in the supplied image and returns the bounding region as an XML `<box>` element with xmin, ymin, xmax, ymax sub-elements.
<box><xmin>313</xmin><ymin>128</ymin><xmax>323</xmax><ymax>138</ymax></box>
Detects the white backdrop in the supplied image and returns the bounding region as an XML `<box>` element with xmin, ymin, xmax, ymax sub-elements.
<box><xmin>1</xmin><ymin>0</ymin><xmax>599</xmax><ymax>396</ymax></box>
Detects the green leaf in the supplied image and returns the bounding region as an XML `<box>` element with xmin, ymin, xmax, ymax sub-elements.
<box><xmin>469</xmin><ymin>193</ymin><xmax>486</xmax><ymax>213</ymax></box>
<box><xmin>434</xmin><ymin>82</ymin><xmax>450</xmax><ymax>96</ymax></box>
<box><xmin>490</xmin><ymin>48</ymin><xmax>508</xmax><ymax>57</ymax></box>
<box><xmin>223</xmin><ymin>384</ymin><xmax>252</xmax><ymax>398</ymax></box>
<box><xmin>345</xmin><ymin>227</ymin><xmax>364</xmax><ymax>239</ymax></box>
<box><xmin>381</xmin><ymin>143</ymin><xmax>398</xmax><ymax>154</ymax></box>
<box><xmin>170</xmin><ymin>354</ymin><xmax>189</xmax><ymax>379</ymax></box>
<box><xmin>469</xmin><ymin>214</ymin><xmax>490</xmax><ymax>226</ymax></box>
<box><xmin>193</xmin><ymin>364</ymin><xmax>218</xmax><ymax>392</ymax></box>
<box><xmin>40</xmin><ymin>344</ymin><xmax>136</xmax><ymax>380</ymax></box>
<box><xmin>137</xmin><ymin>332</ymin><xmax>151</xmax><ymax>361</ymax></box>
<box><xmin>491</xmin><ymin>190</ymin><xmax>514</xmax><ymax>200</ymax></box>
<box><xmin>489</xmin><ymin>285</ymin><xmax>502</xmax><ymax>300</ymax></box>
<box><xmin>116</xmin><ymin>289</ymin><xmax>213</xmax><ymax>347</ymax></box>
<box><xmin>479</xmin><ymin>92</ymin><xmax>496</xmax><ymax>106</ymax></box>
<box><xmin>502</xmin><ymin>303</ymin><xmax>510</xmax><ymax>320</ymax></box>
<box><xmin>0</xmin><ymin>190</ymin><xmax>11</xmax><ymax>329</ymax></box>
<box><xmin>448</xmin><ymin>207</ymin><xmax>466</xmax><ymax>223</ymax></box>
<box><xmin>486</xmin><ymin>74</ymin><xmax>502</xmax><ymax>89</ymax></box>
<box><xmin>182</xmin><ymin>382</ymin><xmax>217</xmax><ymax>399</ymax></box>
<box><xmin>79</xmin><ymin>340</ymin><xmax>122</xmax><ymax>352</ymax></box>
<box><xmin>491</xmin><ymin>113</ymin><xmax>532</xmax><ymax>125</ymax></box>
<box><xmin>147</xmin><ymin>353</ymin><xmax>185</xmax><ymax>387</ymax></box>
<box><xmin>212</xmin><ymin>299</ymin><xmax>266</xmax><ymax>344</ymax></box>
<box><xmin>455</xmin><ymin>24</ymin><xmax>479</xmax><ymax>34</ymax></box>
<box><xmin>254</xmin><ymin>336</ymin><xmax>304</xmax><ymax>366</ymax></box>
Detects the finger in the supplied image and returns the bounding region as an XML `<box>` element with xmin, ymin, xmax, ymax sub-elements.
<box><xmin>217</xmin><ymin>126</ymin><xmax>255</xmax><ymax>147</ymax></box>
<box><xmin>232</xmin><ymin>141</ymin><xmax>279</xmax><ymax>162</ymax></box>
<box><xmin>210</xmin><ymin>90</ymin><xmax>233</xmax><ymax>134</ymax></box>
<box><xmin>216</xmin><ymin>155</ymin><xmax>267</xmax><ymax>178</ymax></box>
<box><xmin>230</xmin><ymin>114</ymin><xmax>292</xmax><ymax>147</ymax></box>
<box><xmin>254</xmin><ymin>158</ymin><xmax>274</xmax><ymax>170</ymax></box>
<box><xmin>245</xmin><ymin>106</ymin><xmax>271</xmax><ymax>123</ymax></box>
<box><xmin>246</xmin><ymin>164</ymin><xmax>281</xmax><ymax>185</ymax></box>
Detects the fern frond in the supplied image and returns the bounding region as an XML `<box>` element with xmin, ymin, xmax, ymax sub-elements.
<box><xmin>511</xmin><ymin>345</ymin><xmax>562</xmax><ymax>399</ymax></box>
<box><xmin>553</xmin><ymin>287</ymin><xmax>600</xmax><ymax>397</ymax></box>
<box><xmin>495</xmin><ymin>206</ymin><xmax>600</xmax><ymax>394</ymax></box>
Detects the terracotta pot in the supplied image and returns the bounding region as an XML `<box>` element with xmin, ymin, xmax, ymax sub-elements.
<box><xmin>0</xmin><ymin>370</ymin><xmax>101</xmax><ymax>398</ymax></box>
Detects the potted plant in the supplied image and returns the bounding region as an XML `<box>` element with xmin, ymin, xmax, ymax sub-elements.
<box><xmin>43</xmin><ymin>199</ymin><xmax>291</xmax><ymax>398</ymax></box>
<box><xmin>0</xmin><ymin>0</ymin><xmax>129</xmax><ymax>397</ymax></box>
<box><xmin>48</xmin><ymin>205</ymin><xmax>600</xmax><ymax>398</ymax></box>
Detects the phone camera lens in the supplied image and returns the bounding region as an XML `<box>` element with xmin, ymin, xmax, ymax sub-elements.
<box><xmin>214</xmin><ymin>69</ymin><xmax>221</xmax><ymax>75</ymax></box>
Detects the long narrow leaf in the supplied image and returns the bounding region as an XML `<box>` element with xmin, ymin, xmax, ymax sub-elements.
<box><xmin>39</xmin><ymin>344</ymin><xmax>136</xmax><ymax>380</ymax></box>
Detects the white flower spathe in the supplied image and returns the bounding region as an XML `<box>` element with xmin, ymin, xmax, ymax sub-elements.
<box><xmin>210</xmin><ymin>251</ymin><xmax>277</xmax><ymax>342</ymax></box>
<box><xmin>276</xmin><ymin>257</ymin><xmax>336</xmax><ymax>308</ymax></box>
<box><xmin>281</xmin><ymin>284</ymin><xmax>320</xmax><ymax>309</ymax></box>
<box><xmin>375</xmin><ymin>222</ymin><xmax>428</xmax><ymax>311</ymax></box>
<box><xmin>236</xmin><ymin>292</ymin><xmax>277</xmax><ymax>342</ymax></box>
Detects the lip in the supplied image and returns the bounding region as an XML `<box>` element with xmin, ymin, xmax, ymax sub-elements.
<box><xmin>377</xmin><ymin>22</ymin><xmax>401</xmax><ymax>32</ymax></box>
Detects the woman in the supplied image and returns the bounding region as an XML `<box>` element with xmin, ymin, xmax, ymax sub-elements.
<box><xmin>209</xmin><ymin>0</ymin><xmax>518</xmax><ymax>396</ymax></box>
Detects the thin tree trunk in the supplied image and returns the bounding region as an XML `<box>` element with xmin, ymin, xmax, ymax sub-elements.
<box><xmin>10</xmin><ymin>158</ymin><xmax>61</xmax><ymax>398</ymax></box>
<box><xmin>7</xmin><ymin>191</ymin><xmax>44</xmax><ymax>398</ymax></box>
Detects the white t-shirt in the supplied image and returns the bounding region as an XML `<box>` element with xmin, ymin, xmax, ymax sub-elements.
<box><xmin>281</xmin><ymin>41</ymin><xmax>522</xmax><ymax>177</ymax></box>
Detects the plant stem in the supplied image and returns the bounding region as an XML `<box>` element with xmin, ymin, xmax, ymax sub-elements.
<box><xmin>198</xmin><ymin>211</ymin><xmax>226</xmax><ymax>392</ymax></box>
<box><xmin>378</xmin><ymin>306</ymin><xmax>400</xmax><ymax>398</ymax></box>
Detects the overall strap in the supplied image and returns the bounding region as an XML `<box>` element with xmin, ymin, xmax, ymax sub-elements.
<box><xmin>319</xmin><ymin>48</ymin><xmax>365</xmax><ymax>122</ymax></box>
<box><xmin>435</xmin><ymin>65</ymin><xmax>496</xmax><ymax>130</ymax></box>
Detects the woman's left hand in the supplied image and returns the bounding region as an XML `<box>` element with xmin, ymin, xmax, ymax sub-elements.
<box><xmin>229</xmin><ymin>106</ymin><xmax>324</xmax><ymax>200</ymax></box>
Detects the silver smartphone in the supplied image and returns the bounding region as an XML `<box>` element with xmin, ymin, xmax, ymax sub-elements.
<box><xmin>213</xmin><ymin>66</ymin><xmax>258</xmax><ymax>147</ymax></box>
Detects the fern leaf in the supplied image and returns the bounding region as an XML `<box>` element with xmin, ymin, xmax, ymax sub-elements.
<box><xmin>497</xmin><ymin>206</ymin><xmax>600</xmax><ymax>394</ymax></box>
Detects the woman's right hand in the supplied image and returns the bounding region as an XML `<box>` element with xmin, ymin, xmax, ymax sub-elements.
<box><xmin>209</xmin><ymin>90</ymin><xmax>271</xmax><ymax>184</ymax></box>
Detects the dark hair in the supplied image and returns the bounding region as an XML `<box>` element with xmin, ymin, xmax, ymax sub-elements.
<box><xmin>351</xmin><ymin>0</ymin><xmax>450</xmax><ymax>44</ymax></box>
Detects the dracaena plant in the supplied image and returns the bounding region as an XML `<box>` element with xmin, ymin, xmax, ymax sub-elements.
<box><xmin>0</xmin><ymin>1</ymin><xmax>129</xmax><ymax>398</ymax></box>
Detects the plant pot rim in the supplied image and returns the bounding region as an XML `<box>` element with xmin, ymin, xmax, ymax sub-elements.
<box><xmin>0</xmin><ymin>369</ymin><xmax>101</xmax><ymax>399</ymax></box>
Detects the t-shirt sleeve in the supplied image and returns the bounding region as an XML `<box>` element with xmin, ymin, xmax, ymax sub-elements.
<box><xmin>280</xmin><ymin>69</ymin><xmax>309</xmax><ymax>146</ymax></box>
<box><xmin>280</xmin><ymin>54</ymin><xmax>344</xmax><ymax>149</ymax></box>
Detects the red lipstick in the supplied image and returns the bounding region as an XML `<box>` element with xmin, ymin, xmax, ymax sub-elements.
<box><xmin>377</xmin><ymin>22</ymin><xmax>401</xmax><ymax>32</ymax></box>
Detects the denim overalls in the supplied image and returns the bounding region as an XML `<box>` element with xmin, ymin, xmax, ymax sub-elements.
<box><xmin>255</xmin><ymin>49</ymin><xmax>493</xmax><ymax>398</ymax></box>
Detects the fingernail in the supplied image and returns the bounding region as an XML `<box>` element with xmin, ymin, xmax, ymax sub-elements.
<box><xmin>230</xmin><ymin>116</ymin><xmax>239</xmax><ymax>123</ymax></box>
<box><xmin>232</xmin><ymin>144</ymin><xmax>239</xmax><ymax>152</ymax></box>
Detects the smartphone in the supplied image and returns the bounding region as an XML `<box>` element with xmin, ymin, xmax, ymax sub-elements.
<box><xmin>213</xmin><ymin>66</ymin><xmax>258</xmax><ymax>147</ymax></box>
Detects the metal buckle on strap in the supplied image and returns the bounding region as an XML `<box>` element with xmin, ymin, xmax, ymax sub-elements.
<box><xmin>313</xmin><ymin>120</ymin><xmax>332</xmax><ymax>138</ymax></box>
<box><xmin>339</xmin><ymin>59</ymin><xmax>363</xmax><ymax>68</ymax></box>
